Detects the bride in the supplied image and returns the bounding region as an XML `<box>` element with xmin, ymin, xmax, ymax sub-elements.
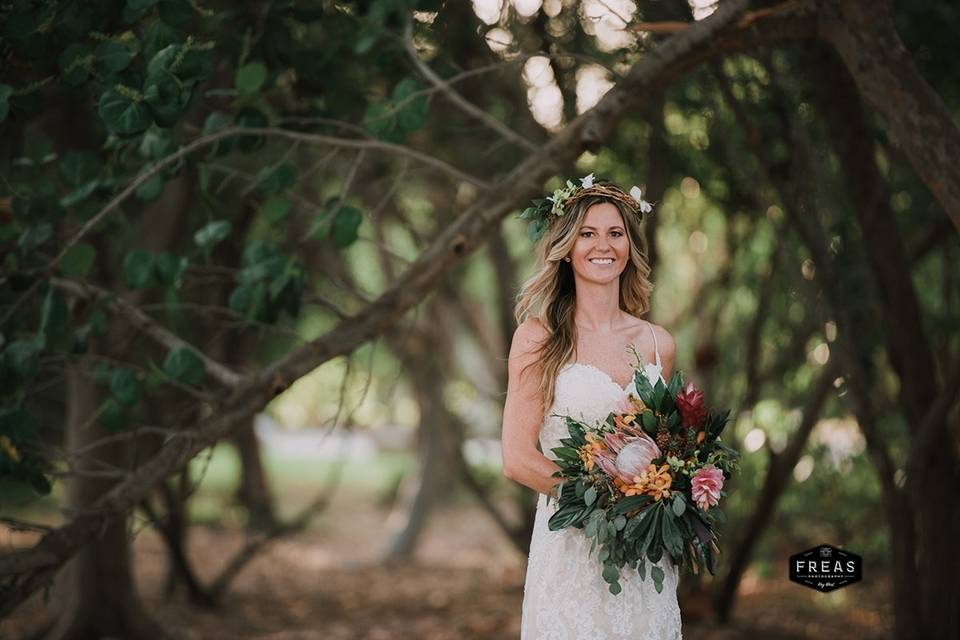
<box><xmin>501</xmin><ymin>177</ymin><xmax>683</xmax><ymax>639</ymax></box>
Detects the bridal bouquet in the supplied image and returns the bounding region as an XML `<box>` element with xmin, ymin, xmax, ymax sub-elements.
<box><xmin>546</xmin><ymin>359</ymin><xmax>740</xmax><ymax>595</ymax></box>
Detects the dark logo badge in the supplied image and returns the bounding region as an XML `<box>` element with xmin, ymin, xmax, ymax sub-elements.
<box><xmin>789</xmin><ymin>543</ymin><xmax>862</xmax><ymax>593</ymax></box>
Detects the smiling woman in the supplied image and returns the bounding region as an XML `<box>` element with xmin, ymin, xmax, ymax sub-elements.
<box><xmin>502</xmin><ymin>176</ymin><xmax>683</xmax><ymax>638</ymax></box>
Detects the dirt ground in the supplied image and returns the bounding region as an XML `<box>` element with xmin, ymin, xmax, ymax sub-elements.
<box><xmin>4</xmin><ymin>501</ymin><xmax>893</xmax><ymax>640</ymax></box>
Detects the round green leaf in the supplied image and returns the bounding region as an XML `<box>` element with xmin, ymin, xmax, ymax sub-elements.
<box><xmin>235</xmin><ymin>62</ymin><xmax>267</xmax><ymax>95</ymax></box>
<box><xmin>95</xmin><ymin>40</ymin><xmax>138</xmax><ymax>74</ymax></box>
<box><xmin>144</xmin><ymin>71</ymin><xmax>190</xmax><ymax>127</ymax></box>
<box><xmin>154</xmin><ymin>252</ymin><xmax>186</xmax><ymax>287</ymax></box>
<box><xmin>392</xmin><ymin>77</ymin><xmax>429</xmax><ymax>132</ymax></box>
<box><xmin>58</xmin><ymin>44</ymin><xmax>94</xmax><ymax>86</ymax></box>
<box><xmin>110</xmin><ymin>369</ymin><xmax>143</xmax><ymax>406</ymax></box>
<box><xmin>254</xmin><ymin>163</ymin><xmax>297</xmax><ymax>195</ymax></box>
<box><xmin>98</xmin><ymin>87</ymin><xmax>153</xmax><ymax>135</ymax></box>
<box><xmin>99</xmin><ymin>398</ymin><xmax>130</xmax><ymax>431</ymax></box>
<box><xmin>59</xmin><ymin>151</ymin><xmax>101</xmax><ymax>187</ymax></box>
<box><xmin>163</xmin><ymin>347</ymin><xmax>205</xmax><ymax>386</ymax></box>
<box><xmin>122</xmin><ymin>249</ymin><xmax>155</xmax><ymax>289</ymax></box>
<box><xmin>331</xmin><ymin>204</ymin><xmax>363</xmax><ymax>248</ymax></box>
<box><xmin>260</xmin><ymin>195</ymin><xmax>290</xmax><ymax>223</ymax></box>
<box><xmin>3</xmin><ymin>339</ymin><xmax>42</xmax><ymax>380</ymax></box>
<box><xmin>194</xmin><ymin>220</ymin><xmax>231</xmax><ymax>249</ymax></box>
<box><xmin>135</xmin><ymin>173</ymin><xmax>164</xmax><ymax>201</ymax></box>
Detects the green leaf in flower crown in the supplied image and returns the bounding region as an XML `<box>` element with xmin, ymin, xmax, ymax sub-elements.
<box><xmin>331</xmin><ymin>204</ymin><xmax>363</xmax><ymax>248</ymax></box>
<box><xmin>255</xmin><ymin>163</ymin><xmax>297</xmax><ymax>195</ymax></box>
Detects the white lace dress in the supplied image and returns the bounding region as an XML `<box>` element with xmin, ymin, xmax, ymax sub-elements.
<box><xmin>520</xmin><ymin>337</ymin><xmax>683</xmax><ymax>639</ymax></box>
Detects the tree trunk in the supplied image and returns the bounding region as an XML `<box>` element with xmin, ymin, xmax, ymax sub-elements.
<box><xmin>384</xmin><ymin>326</ymin><xmax>461</xmax><ymax>560</ymax></box>
<box><xmin>818</xmin><ymin>0</ymin><xmax>960</xmax><ymax>232</ymax></box>
<box><xmin>230</xmin><ymin>414</ymin><xmax>276</xmax><ymax>530</ymax></box>
<box><xmin>43</xmin><ymin>366</ymin><xmax>168</xmax><ymax>640</ymax></box>
<box><xmin>815</xmin><ymin>50</ymin><xmax>960</xmax><ymax>640</ymax></box>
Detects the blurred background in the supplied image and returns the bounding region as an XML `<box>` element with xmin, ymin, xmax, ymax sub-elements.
<box><xmin>1</xmin><ymin>0</ymin><xmax>958</xmax><ymax>639</ymax></box>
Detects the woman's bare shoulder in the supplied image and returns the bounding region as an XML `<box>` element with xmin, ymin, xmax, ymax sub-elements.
<box><xmin>512</xmin><ymin>317</ymin><xmax>549</xmax><ymax>352</ymax></box>
<box><xmin>646</xmin><ymin>321</ymin><xmax>676</xmax><ymax>355</ymax></box>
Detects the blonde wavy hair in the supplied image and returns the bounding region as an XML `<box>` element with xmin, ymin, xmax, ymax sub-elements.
<box><xmin>513</xmin><ymin>193</ymin><xmax>654</xmax><ymax>413</ymax></box>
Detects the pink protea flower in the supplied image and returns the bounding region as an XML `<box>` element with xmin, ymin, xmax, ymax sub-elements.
<box><xmin>615</xmin><ymin>433</ymin><xmax>661</xmax><ymax>482</ymax></box>
<box><xmin>594</xmin><ymin>449</ymin><xmax>620</xmax><ymax>479</ymax></box>
<box><xmin>604</xmin><ymin>432</ymin><xmax>628</xmax><ymax>453</ymax></box>
<box><xmin>691</xmin><ymin>464</ymin><xmax>724</xmax><ymax>511</ymax></box>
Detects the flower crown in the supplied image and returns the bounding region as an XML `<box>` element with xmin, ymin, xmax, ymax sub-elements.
<box><xmin>518</xmin><ymin>173</ymin><xmax>655</xmax><ymax>241</ymax></box>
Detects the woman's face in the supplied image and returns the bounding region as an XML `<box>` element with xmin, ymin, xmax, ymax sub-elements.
<box><xmin>568</xmin><ymin>202</ymin><xmax>630</xmax><ymax>283</ymax></box>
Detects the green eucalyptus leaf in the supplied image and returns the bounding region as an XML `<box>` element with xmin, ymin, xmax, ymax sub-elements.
<box><xmin>584</xmin><ymin>486</ymin><xmax>597</xmax><ymax>506</ymax></box>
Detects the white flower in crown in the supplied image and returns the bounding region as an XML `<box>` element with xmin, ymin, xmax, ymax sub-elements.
<box><xmin>630</xmin><ymin>185</ymin><xmax>653</xmax><ymax>214</ymax></box>
<box><xmin>580</xmin><ymin>173</ymin><xmax>596</xmax><ymax>188</ymax></box>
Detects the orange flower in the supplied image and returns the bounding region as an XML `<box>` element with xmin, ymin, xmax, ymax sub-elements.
<box><xmin>617</xmin><ymin>463</ymin><xmax>672</xmax><ymax>500</ymax></box>
<box><xmin>578</xmin><ymin>432</ymin><xmax>606</xmax><ymax>471</ymax></box>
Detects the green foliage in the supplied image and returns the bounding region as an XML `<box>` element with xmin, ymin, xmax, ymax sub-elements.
<box><xmin>162</xmin><ymin>347</ymin><xmax>205</xmax><ymax>386</ymax></box>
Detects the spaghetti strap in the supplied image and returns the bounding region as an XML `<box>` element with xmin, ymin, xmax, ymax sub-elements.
<box><xmin>647</xmin><ymin>320</ymin><xmax>662</xmax><ymax>368</ymax></box>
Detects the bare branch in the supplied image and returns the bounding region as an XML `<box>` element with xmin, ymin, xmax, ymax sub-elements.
<box><xmin>50</xmin><ymin>278</ymin><xmax>243</xmax><ymax>388</ymax></box>
<box><xmin>403</xmin><ymin>18</ymin><xmax>538</xmax><ymax>152</ymax></box>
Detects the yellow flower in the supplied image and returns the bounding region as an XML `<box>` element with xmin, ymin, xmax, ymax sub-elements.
<box><xmin>0</xmin><ymin>436</ymin><xmax>21</xmax><ymax>463</ymax></box>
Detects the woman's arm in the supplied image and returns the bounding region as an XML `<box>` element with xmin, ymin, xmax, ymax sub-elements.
<box><xmin>501</xmin><ymin>318</ymin><xmax>563</xmax><ymax>497</ymax></box>
<box><xmin>657</xmin><ymin>326</ymin><xmax>677</xmax><ymax>379</ymax></box>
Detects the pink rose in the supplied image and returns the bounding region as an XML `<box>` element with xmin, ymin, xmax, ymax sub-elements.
<box><xmin>691</xmin><ymin>464</ymin><xmax>724</xmax><ymax>511</ymax></box>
